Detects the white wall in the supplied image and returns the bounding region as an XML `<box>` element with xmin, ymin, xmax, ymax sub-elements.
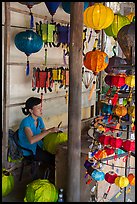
<box><xmin>2</xmin><ymin>2</ymin><xmax>97</xmax><ymax>129</ymax></box>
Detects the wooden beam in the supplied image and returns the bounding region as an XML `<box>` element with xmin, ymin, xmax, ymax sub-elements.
<box><xmin>2</xmin><ymin>2</ymin><xmax>11</xmax><ymax>168</ymax></box>
<box><xmin>67</xmin><ymin>2</ymin><xmax>84</xmax><ymax>202</ymax></box>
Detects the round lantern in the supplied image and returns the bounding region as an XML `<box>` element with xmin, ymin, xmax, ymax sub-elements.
<box><xmin>126</xmin><ymin>12</ymin><xmax>135</xmax><ymax>22</ymax></box>
<box><xmin>117</xmin><ymin>22</ymin><xmax>135</xmax><ymax>65</ymax></box>
<box><xmin>110</xmin><ymin>137</ymin><xmax>123</xmax><ymax>149</ymax></box>
<box><xmin>91</xmin><ymin>169</ymin><xmax>105</xmax><ymax>181</ymax></box>
<box><xmin>83</xmin><ymin>50</ymin><xmax>109</xmax><ymax>75</ymax></box>
<box><xmin>114</xmin><ymin>105</ymin><xmax>127</xmax><ymax>117</ymax></box>
<box><xmin>94</xmin><ymin>150</ymin><xmax>107</xmax><ymax>160</ymax></box>
<box><xmin>125</xmin><ymin>75</ymin><xmax>135</xmax><ymax>88</ymax></box>
<box><xmin>98</xmin><ymin>134</ymin><xmax>111</xmax><ymax>146</ymax></box>
<box><xmin>45</xmin><ymin>2</ymin><xmax>61</xmax><ymax>17</ymax></box>
<box><xmin>104</xmin><ymin>13</ymin><xmax>130</xmax><ymax>40</ymax></box>
<box><xmin>24</xmin><ymin>179</ymin><xmax>58</xmax><ymax>202</ymax></box>
<box><xmin>14</xmin><ymin>30</ymin><xmax>43</xmax><ymax>75</ymax></box>
<box><xmin>122</xmin><ymin>139</ymin><xmax>135</xmax><ymax>152</ymax></box>
<box><xmin>104</xmin><ymin>147</ymin><xmax>115</xmax><ymax>156</ymax></box>
<box><xmin>111</xmin><ymin>74</ymin><xmax>126</xmax><ymax>88</ymax></box>
<box><xmin>62</xmin><ymin>2</ymin><xmax>89</xmax><ymax>14</ymax></box>
<box><xmin>43</xmin><ymin>132</ymin><xmax>68</xmax><ymax>154</ymax></box>
<box><xmin>2</xmin><ymin>169</ymin><xmax>14</xmax><ymax>197</ymax></box>
<box><xmin>127</xmin><ymin>173</ymin><xmax>135</xmax><ymax>186</ymax></box>
<box><xmin>115</xmin><ymin>176</ymin><xmax>129</xmax><ymax>198</ymax></box>
<box><xmin>83</xmin><ymin>3</ymin><xmax>114</xmax><ymax>33</ymax></box>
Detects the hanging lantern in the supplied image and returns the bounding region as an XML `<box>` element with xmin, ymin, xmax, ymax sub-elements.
<box><xmin>45</xmin><ymin>2</ymin><xmax>61</xmax><ymax>20</ymax></box>
<box><xmin>127</xmin><ymin>173</ymin><xmax>135</xmax><ymax>186</ymax></box>
<box><xmin>94</xmin><ymin>149</ymin><xmax>107</xmax><ymax>160</ymax></box>
<box><xmin>115</xmin><ymin>176</ymin><xmax>129</xmax><ymax>198</ymax></box>
<box><xmin>83</xmin><ymin>3</ymin><xmax>114</xmax><ymax>33</ymax></box>
<box><xmin>117</xmin><ymin>22</ymin><xmax>135</xmax><ymax>65</ymax></box>
<box><xmin>114</xmin><ymin>105</ymin><xmax>127</xmax><ymax>117</ymax></box>
<box><xmin>82</xmin><ymin>70</ymin><xmax>94</xmax><ymax>89</ymax></box>
<box><xmin>126</xmin><ymin>12</ymin><xmax>135</xmax><ymax>22</ymax></box>
<box><xmin>2</xmin><ymin>169</ymin><xmax>14</xmax><ymax>197</ymax></box>
<box><xmin>105</xmin><ymin>46</ymin><xmax>127</xmax><ymax>74</ymax></box>
<box><xmin>111</xmin><ymin>74</ymin><xmax>126</xmax><ymax>88</ymax></box>
<box><xmin>62</xmin><ymin>2</ymin><xmax>89</xmax><ymax>14</ymax></box>
<box><xmin>91</xmin><ymin>169</ymin><xmax>105</xmax><ymax>181</ymax></box>
<box><xmin>103</xmin><ymin>171</ymin><xmax>118</xmax><ymax>199</ymax></box>
<box><xmin>127</xmin><ymin>106</ymin><xmax>135</xmax><ymax>118</ymax></box>
<box><xmin>98</xmin><ymin>134</ymin><xmax>111</xmax><ymax>146</ymax></box>
<box><xmin>125</xmin><ymin>75</ymin><xmax>135</xmax><ymax>88</ymax></box>
<box><xmin>104</xmin><ymin>13</ymin><xmax>130</xmax><ymax>40</ymax></box>
<box><xmin>122</xmin><ymin>139</ymin><xmax>135</xmax><ymax>152</ymax></box>
<box><xmin>14</xmin><ymin>30</ymin><xmax>43</xmax><ymax>76</ymax></box>
<box><xmin>101</xmin><ymin>102</ymin><xmax>113</xmax><ymax>115</ymax></box>
<box><xmin>110</xmin><ymin>137</ymin><xmax>123</xmax><ymax>149</ymax></box>
<box><xmin>19</xmin><ymin>2</ymin><xmax>41</xmax><ymax>29</ymax></box>
<box><xmin>104</xmin><ymin>147</ymin><xmax>115</xmax><ymax>156</ymax></box>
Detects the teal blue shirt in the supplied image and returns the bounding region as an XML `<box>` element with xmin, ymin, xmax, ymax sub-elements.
<box><xmin>18</xmin><ymin>115</ymin><xmax>45</xmax><ymax>156</ymax></box>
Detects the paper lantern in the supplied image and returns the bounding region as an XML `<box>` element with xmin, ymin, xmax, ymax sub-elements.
<box><xmin>127</xmin><ymin>106</ymin><xmax>135</xmax><ymax>118</ymax></box>
<box><xmin>83</xmin><ymin>50</ymin><xmax>109</xmax><ymax>75</ymax></box>
<box><xmin>117</xmin><ymin>22</ymin><xmax>135</xmax><ymax>64</ymax></box>
<box><xmin>24</xmin><ymin>179</ymin><xmax>58</xmax><ymax>202</ymax></box>
<box><xmin>2</xmin><ymin>169</ymin><xmax>14</xmax><ymax>197</ymax></box>
<box><xmin>127</xmin><ymin>173</ymin><xmax>135</xmax><ymax>186</ymax></box>
<box><xmin>126</xmin><ymin>12</ymin><xmax>135</xmax><ymax>22</ymax></box>
<box><xmin>98</xmin><ymin>134</ymin><xmax>111</xmax><ymax>146</ymax></box>
<box><xmin>62</xmin><ymin>2</ymin><xmax>89</xmax><ymax>14</ymax></box>
<box><xmin>104</xmin><ymin>147</ymin><xmax>115</xmax><ymax>156</ymax></box>
<box><xmin>103</xmin><ymin>171</ymin><xmax>118</xmax><ymax>199</ymax></box>
<box><xmin>83</xmin><ymin>3</ymin><xmax>114</xmax><ymax>33</ymax></box>
<box><xmin>43</xmin><ymin>132</ymin><xmax>68</xmax><ymax>154</ymax></box>
<box><xmin>45</xmin><ymin>2</ymin><xmax>61</xmax><ymax>17</ymax></box>
<box><xmin>94</xmin><ymin>150</ymin><xmax>107</xmax><ymax>160</ymax></box>
<box><xmin>104</xmin><ymin>13</ymin><xmax>130</xmax><ymax>40</ymax></box>
<box><xmin>114</xmin><ymin>105</ymin><xmax>127</xmax><ymax>117</ymax></box>
<box><xmin>115</xmin><ymin>176</ymin><xmax>129</xmax><ymax>198</ymax></box>
<box><xmin>14</xmin><ymin>30</ymin><xmax>43</xmax><ymax>75</ymax></box>
<box><xmin>125</xmin><ymin>75</ymin><xmax>135</xmax><ymax>87</ymax></box>
<box><xmin>122</xmin><ymin>139</ymin><xmax>135</xmax><ymax>152</ymax></box>
<box><xmin>91</xmin><ymin>169</ymin><xmax>105</xmax><ymax>181</ymax></box>
<box><xmin>110</xmin><ymin>137</ymin><xmax>123</xmax><ymax>149</ymax></box>
<box><xmin>111</xmin><ymin>74</ymin><xmax>126</xmax><ymax>88</ymax></box>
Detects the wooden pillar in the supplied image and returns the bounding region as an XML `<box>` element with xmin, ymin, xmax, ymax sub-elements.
<box><xmin>2</xmin><ymin>2</ymin><xmax>11</xmax><ymax>168</ymax></box>
<box><xmin>67</xmin><ymin>2</ymin><xmax>84</xmax><ymax>202</ymax></box>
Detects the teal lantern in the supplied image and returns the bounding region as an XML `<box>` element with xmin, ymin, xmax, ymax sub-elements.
<box><xmin>14</xmin><ymin>30</ymin><xmax>43</xmax><ymax>75</ymax></box>
<box><xmin>62</xmin><ymin>2</ymin><xmax>89</xmax><ymax>14</ymax></box>
<box><xmin>91</xmin><ymin>169</ymin><xmax>105</xmax><ymax>181</ymax></box>
<box><xmin>45</xmin><ymin>2</ymin><xmax>61</xmax><ymax>21</ymax></box>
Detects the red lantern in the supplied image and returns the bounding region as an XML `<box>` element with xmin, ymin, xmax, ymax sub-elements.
<box><xmin>110</xmin><ymin>137</ymin><xmax>123</xmax><ymax>149</ymax></box>
<box><xmin>111</xmin><ymin>74</ymin><xmax>126</xmax><ymax>88</ymax></box>
<box><xmin>122</xmin><ymin>139</ymin><xmax>135</xmax><ymax>152</ymax></box>
<box><xmin>94</xmin><ymin>150</ymin><xmax>107</xmax><ymax>160</ymax></box>
<box><xmin>104</xmin><ymin>146</ymin><xmax>115</xmax><ymax>156</ymax></box>
<box><xmin>103</xmin><ymin>171</ymin><xmax>118</xmax><ymax>199</ymax></box>
<box><xmin>98</xmin><ymin>135</ymin><xmax>111</xmax><ymax>146</ymax></box>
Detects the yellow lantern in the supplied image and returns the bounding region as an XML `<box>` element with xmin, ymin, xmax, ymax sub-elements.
<box><xmin>126</xmin><ymin>12</ymin><xmax>135</xmax><ymax>22</ymax></box>
<box><xmin>125</xmin><ymin>75</ymin><xmax>135</xmax><ymax>87</ymax></box>
<box><xmin>128</xmin><ymin>106</ymin><xmax>135</xmax><ymax>118</ymax></box>
<box><xmin>83</xmin><ymin>3</ymin><xmax>114</xmax><ymax>33</ymax></box>
<box><xmin>115</xmin><ymin>176</ymin><xmax>129</xmax><ymax>198</ymax></box>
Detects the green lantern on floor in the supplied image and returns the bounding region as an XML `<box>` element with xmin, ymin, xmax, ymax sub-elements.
<box><xmin>104</xmin><ymin>13</ymin><xmax>130</xmax><ymax>40</ymax></box>
<box><xmin>24</xmin><ymin>179</ymin><xmax>58</xmax><ymax>202</ymax></box>
<box><xmin>2</xmin><ymin>168</ymin><xmax>14</xmax><ymax>197</ymax></box>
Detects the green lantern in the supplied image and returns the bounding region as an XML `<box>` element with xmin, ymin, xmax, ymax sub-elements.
<box><xmin>104</xmin><ymin>13</ymin><xmax>130</xmax><ymax>40</ymax></box>
<box><xmin>2</xmin><ymin>168</ymin><xmax>14</xmax><ymax>197</ymax></box>
<box><xmin>43</xmin><ymin>132</ymin><xmax>68</xmax><ymax>154</ymax></box>
<box><xmin>24</xmin><ymin>179</ymin><xmax>58</xmax><ymax>202</ymax></box>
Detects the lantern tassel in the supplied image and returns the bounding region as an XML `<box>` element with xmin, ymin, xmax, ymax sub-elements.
<box><xmin>115</xmin><ymin>189</ymin><xmax>123</xmax><ymax>198</ymax></box>
<box><xmin>30</xmin><ymin>11</ymin><xmax>34</xmax><ymax>29</ymax></box>
<box><xmin>88</xmin><ymin>75</ymin><xmax>96</xmax><ymax>100</ymax></box>
<box><xmin>26</xmin><ymin>59</ymin><xmax>30</xmax><ymax>76</ymax></box>
<box><xmin>63</xmin><ymin>49</ymin><xmax>67</xmax><ymax>65</ymax></box>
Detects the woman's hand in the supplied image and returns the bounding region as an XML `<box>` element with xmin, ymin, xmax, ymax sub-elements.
<box><xmin>49</xmin><ymin>127</ymin><xmax>59</xmax><ymax>133</ymax></box>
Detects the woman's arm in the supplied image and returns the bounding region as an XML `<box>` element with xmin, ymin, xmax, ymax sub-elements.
<box><xmin>24</xmin><ymin>126</ymin><xmax>59</xmax><ymax>144</ymax></box>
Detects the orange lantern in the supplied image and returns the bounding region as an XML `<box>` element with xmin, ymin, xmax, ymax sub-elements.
<box><xmin>114</xmin><ymin>105</ymin><xmax>127</xmax><ymax>117</ymax></box>
<box><xmin>126</xmin><ymin>173</ymin><xmax>135</xmax><ymax>193</ymax></box>
<box><xmin>83</xmin><ymin>3</ymin><xmax>114</xmax><ymax>33</ymax></box>
<box><xmin>115</xmin><ymin>176</ymin><xmax>129</xmax><ymax>198</ymax></box>
<box><xmin>94</xmin><ymin>149</ymin><xmax>107</xmax><ymax>160</ymax></box>
<box><xmin>126</xmin><ymin>12</ymin><xmax>135</xmax><ymax>22</ymax></box>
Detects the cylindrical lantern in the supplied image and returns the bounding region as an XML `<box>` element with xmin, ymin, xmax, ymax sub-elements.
<box><xmin>14</xmin><ymin>30</ymin><xmax>43</xmax><ymax>75</ymax></box>
<box><xmin>122</xmin><ymin>139</ymin><xmax>135</xmax><ymax>152</ymax></box>
<box><xmin>125</xmin><ymin>75</ymin><xmax>135</xmax><ymax>88</ymax></box>
<box><xmin>104</xmin><ymin>13</ymin><xmax>130</xmax><ymax>40</ymax></box>
<box><xmin>91</xmin><ymin>169</ymin><xmax>105</xmax><ymax>181</ymax></box>
<box><xmin>110</xmin><ymin>137</ymin><xmax>123</xmax><ymax>149</ymax></box>
<box><xmin>83</xmin><ymin>3</ymin><xmax>114</xmax><ymax>33</ymax></box>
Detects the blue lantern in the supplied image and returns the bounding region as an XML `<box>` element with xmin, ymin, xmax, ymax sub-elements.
<box><xmin>14</xmin><ymin>30</ymin><xmax>43</xmax><ymax>75</ymax></box>
<box><xmin>19</xmin><ymin>2</ymin><xmax>41</xmax><ymax>28</ymax></box>
<box><xmin>62</xmin><ymin>2</ymin><xmax>89</xmax><ymax>14</ymax></box>
<box><xmin>91</xmin><ymin>169</ymin><xmax>105</xmax><ymax>181</ymax></box>
<box><xmin>45</xmin><ymin>2</ymin><xmax>61</xmax><ymax>19</ymax></box>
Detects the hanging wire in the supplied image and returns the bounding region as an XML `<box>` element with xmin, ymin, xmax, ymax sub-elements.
<box><xmin>100</xmin><ymin>161</ymin><xmax>135</xmax><ymax>169</ymax></box>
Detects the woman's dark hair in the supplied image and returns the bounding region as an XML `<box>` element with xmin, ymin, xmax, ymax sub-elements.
<box><xmin>22</xmin><ymin>97</ymin><xmax>42</xmax><ymax>115</ymax></box>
